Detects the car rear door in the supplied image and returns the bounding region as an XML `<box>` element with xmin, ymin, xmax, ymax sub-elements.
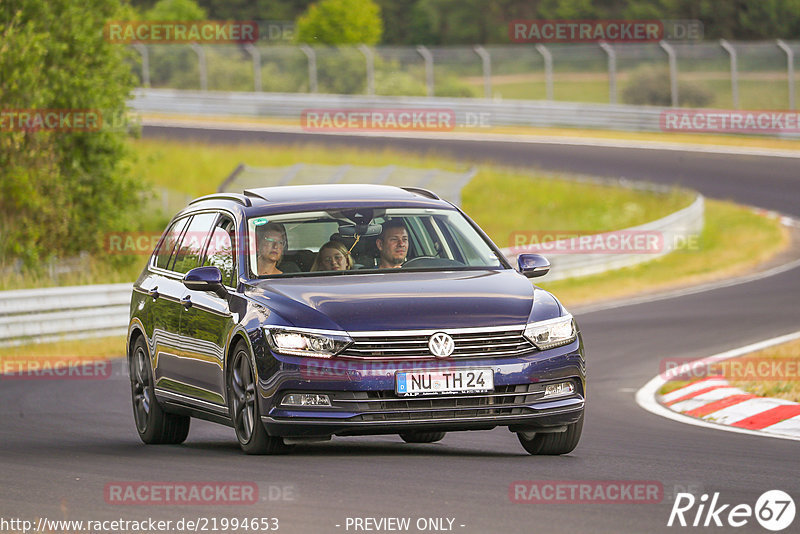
<box><xmin>177</xmin><ymin>213</ymin><xmax>237</xmax><ymax>408</ymax></box>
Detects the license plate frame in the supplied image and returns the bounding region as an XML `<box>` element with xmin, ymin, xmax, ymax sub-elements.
<box><xmin>395</xmin><ymin>368</ymin><xmax>494</xmax><ymax>397</ymax></box>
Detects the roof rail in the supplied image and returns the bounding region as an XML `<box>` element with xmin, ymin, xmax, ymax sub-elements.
<box><xmin>401</xmin><ymin>187</ymin><xmax>440</xmax><ymax>200</ymax></box>
<box><xmin>188</xmin><ymin>193</ymin><xmax>252</xmax><ymax>207</ymax></box>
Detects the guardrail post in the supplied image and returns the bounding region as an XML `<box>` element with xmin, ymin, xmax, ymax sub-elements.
<box><xmin>473</xmin><ymin>45</ymin><xmax>492</xmax><ymax>99</ymax></box>
<box><xmin>720</xmin><ymin>39</ymin><xmax>739</xmax><ymax>109</ymax></box>
<box><xmin>535</xmin><ymin>44</ymin><xmax>553</xmax><ymax>100</ymax></box>
<box><xmin>132</xmin><ymin>44</ymin><xmax>150</xmax><ymax>88</ymax></box>
<box><xmin>599</xmin><ymin>42</ymin><xmax>617</xmax><ymax>104</ymax></box>
<box><xmin>244</xmin><ymin>44</ymin><xmax>261</xmax><ymax>92</ymax></box>
<box><xmin>190</xmin><ymin>44</ymin><xmax>208</xmax><ymax>91</ymax></box>
<box><xmin>417</xmin><ymin>45</ymin><xmax>434</xmax><ymax>97</ymax></box>
<box><xmin>358</xmin><ymin>45</ymin><xmax>375</xmax><ymax>96</ymax></box>
<box><xmin>659</xmin><ymin>41</ymin><xmax>678</xmax><ymax>107</ymax></box>
<box><xmin>777</xmin><ymin>39</ymin><xmax>795</xmax><ymax>110</ymax></box>
<box><xmin>299</xmin><ymin>45</ymin><xmax>318</xmax><ymax>93</ymax></box>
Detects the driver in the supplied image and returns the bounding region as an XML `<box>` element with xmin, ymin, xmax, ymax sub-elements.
<box><xmin>376</xmin><ymin>220</ymin><xmax>408</xmax><ymax>269</ymax></box>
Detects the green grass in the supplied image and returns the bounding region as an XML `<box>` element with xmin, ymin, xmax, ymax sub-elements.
<box><xmin>539</xmin><ymin>199</ymin><xmax>788</xmax><ymax>307</ymax></box>
<box><xmin>468</xmin><ymin>71</ymin><xmax>800</xmax><ymax>109</ymax></box>
<box><xmin>131</xmin><ymin>138</ymin><xmax>693</xmax><ymax>241</ymax></box>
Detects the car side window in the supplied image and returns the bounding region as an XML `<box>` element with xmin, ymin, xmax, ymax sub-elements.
<box><xmin>154</xmin><ymin>216</ymin><xmax>190</xmax><ymax>270</ymax></box>
<box><xmin>202</xmin><ymin>216</ymin><xmax>236</xmax><ymax>286</ymax></box>
<box><xmin>170</xmin><ymin>213</ymin><xmax>218</xmax><ymax>274</ymax></box>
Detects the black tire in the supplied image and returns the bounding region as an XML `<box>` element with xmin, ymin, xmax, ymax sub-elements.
<box><xmin>517</xmin><ymin>415</ymin><xmax>583</xmax><ymax>455</ymax></box>
<box><xmin>399</xmin><ymin>431</ymin><xmax>446</xmax><ymax>444</ymax></box>
<box><xmin>228</xmin><ymin>341</ymin><xmax>292</xmax><ymax>455</ymax></box>
<box><xmin>129</xmin><ymin>336</ymin><xmax>190</xmax><ymax>445</ymax></box>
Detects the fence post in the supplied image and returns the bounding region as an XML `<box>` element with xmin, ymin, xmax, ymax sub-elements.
<box><xmin>190</xmin><ymin>44</ymin><xmax>208</xmax><ymax>91</ymax></box>
<box><xmin>244</xmin><ymin>44</ymin><xmax>261</xmax><ymax>92</ymax></box>
<box><xmin>132</xmin><ymin>44</ymin><xmax>150</xmax><ymax>88</ymax></box>
<box><xmin>473</xmin><ymin>45</ymin><xmax>492</xmax><ymax>99</ymax></box>
<box><xmin>599</xmin><ymin>42</ymin><xmax>617</xmax><ymax>104</ymax></box>
<box><xmin>299</xmin><ymin>45</ymin><xmax>318</xmax><ymax>93</ymax></box>
<box><xmin>719</xmin><ymin>39</ymin><xmax>739</xmax><ymax>109</ymax></box>
<box><xmin>535</xmin><ymin>44</ymin><xmax>553</xmax><ymax>100</ymax></box>
<box><xmin>358</xmin><ymin>45</ymin><xmax>375</xmax><ymax>96</ymax></box>
<box><xmin>659</xmin><ymin>41</ymin><xmax>678</xmax><ymax>107</ymax></box>
<box><xmin>417</xmin><ymin>45</ymin><xmax>434</xmax><ymax>97</ymax></box>
<box><xmin>776</xmin><ymin>39</ymin><xmax>795</xmax><ymax>110</ymax></box>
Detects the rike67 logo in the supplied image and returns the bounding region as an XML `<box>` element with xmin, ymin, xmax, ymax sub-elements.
<box><xmin>668</xmin><ymin>490</ymin><xmax>795</xmax><ymax>531</ymax></box>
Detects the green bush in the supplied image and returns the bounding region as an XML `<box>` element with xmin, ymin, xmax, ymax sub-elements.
<box><xmin>622</xmin><ymin>65</ymin><xmax>713</xmax><ymax>108</ymax></box>
<box><xmin>296</xmin><ymin>0</ymin><xmax>383</xmax><ymax>45</ymax></box>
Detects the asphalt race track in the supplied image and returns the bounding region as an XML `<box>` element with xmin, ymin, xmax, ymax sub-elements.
<box><xmin>2</xmin><ymin>126</ymin><xmax>799</xmax><ymax>534</ymax></box>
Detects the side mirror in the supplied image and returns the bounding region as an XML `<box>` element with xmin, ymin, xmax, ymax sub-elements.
<box><xmin>183</xmin><ymin>266</ymin><xmax>228</xmax><ymax>298</ymax></box>
<box><xmin>517</xmin><ymin>253</ymin><xmax>550</xmax><ymax>278</ymax></box>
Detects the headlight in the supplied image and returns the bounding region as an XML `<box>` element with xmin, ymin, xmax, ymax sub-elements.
<box><xmin>266</xmin><ymin>327</ymin><xmax>352</xmax><ymax>358</ymax></box>
<box><xmin>523</xmin><ymin>315</ymin><xmax>576</xmax><ymax>350</ymax></box>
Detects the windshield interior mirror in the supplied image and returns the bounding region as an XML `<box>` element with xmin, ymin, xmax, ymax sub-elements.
<box><xmin>338</xmin><ymin>223</ymin><xmax>383</xmax><ymax>237</ymax></box>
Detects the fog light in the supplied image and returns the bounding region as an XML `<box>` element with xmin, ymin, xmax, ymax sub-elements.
<box><xmin>543</xmin><ymin>382</ymin><xmax>575</xmax><ymax>398</ymax></box>
<box><xmin>281</xmin><ymin>393</ymin><xmax>331</xmax><ymax>407</ymax></box>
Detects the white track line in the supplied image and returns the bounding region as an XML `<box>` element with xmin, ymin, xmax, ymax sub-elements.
<box><xmin>635</xmin><ymin>330</ymin><xmax>800</xmax><ymax>441</ymax></box>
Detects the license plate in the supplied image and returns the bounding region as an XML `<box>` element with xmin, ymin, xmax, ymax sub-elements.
<box><xmin>395</xmin><ymin>368</ymin><xmax>494</xmax><ymax>396</ymax></box>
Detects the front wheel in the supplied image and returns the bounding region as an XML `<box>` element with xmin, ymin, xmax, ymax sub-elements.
<box><xmin>517</xmin><ymin>415</ymin><xmax>583</xmax><ymax>455</ymax></box>
<box><xmin>399</xmin><ymin>431</ymin><xmax>446</xmax><ymax>443</ymax></box>
<box><xmin>228</xmin><ymin>341</ymin><xmax>292</xmax><ymax>455</ymax></box>
<box><xmin>129</xmin><ymin>336</ymin><xmax>190</xmax><ymax>444</ymax></box>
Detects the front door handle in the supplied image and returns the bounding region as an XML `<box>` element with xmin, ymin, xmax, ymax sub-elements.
<box><xmin>180</xmin><ymin>295</ymin><xmax>192</xmax><ymax>309</ymax></box>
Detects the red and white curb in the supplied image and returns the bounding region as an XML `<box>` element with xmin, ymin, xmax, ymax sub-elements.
<box><xmin>636</xmin><ymin>330</ymin><xmax>800</xmax><ymax>441</ymax></box>
<box><xmin>660</xmin><ymin>376</ymin><xmax>800</xmax><ymax>436</ymax></box>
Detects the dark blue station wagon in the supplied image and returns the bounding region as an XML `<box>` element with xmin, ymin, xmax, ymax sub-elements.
<box><xmin>127</xmin><ymin>185</ymin><xmax>585</xmax><ymax>455</ymax></box>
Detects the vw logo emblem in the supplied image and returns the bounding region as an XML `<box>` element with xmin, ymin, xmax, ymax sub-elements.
<box><xmin>428</xmin><ymin>332</ymin><xmax>455</xmax><ymax>358</ymax></box>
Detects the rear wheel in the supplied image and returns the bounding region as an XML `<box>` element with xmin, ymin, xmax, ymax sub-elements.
<box><xmin>517</xmin><ymin>415</ymin><xmax>583</xmax><ymax>455</ymax></box>
<box><xmin>399</xmin><ymin>431</ymin><xmax>446</xmax><ymax>444</ymax></box>
<box><xmin>129</xmin><ymin>336</ymin><xmax>190</xmax><ymax>444</ymax></box>
<box><xmin>228</xmin><ymin>341</ymin><xmax>292</xmax><ymax>455</ymax></box>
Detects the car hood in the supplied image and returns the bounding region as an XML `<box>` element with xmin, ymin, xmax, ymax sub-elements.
<box><xmin>245</xmin><ymin>269</ymin><xmax>536</xmax><ymax>331</ymax></box>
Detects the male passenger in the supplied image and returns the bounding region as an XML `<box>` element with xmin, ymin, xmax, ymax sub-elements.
<box><xmin>376</xmin><ymin>220</ymin><xmax>408</xmax><ymax>268</ymax></box>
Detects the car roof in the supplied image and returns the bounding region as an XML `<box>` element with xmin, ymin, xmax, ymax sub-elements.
<box><xmin>187</xmin><ymin>184</ymin><xmax>454</xmax><ymax>215</ymax></box>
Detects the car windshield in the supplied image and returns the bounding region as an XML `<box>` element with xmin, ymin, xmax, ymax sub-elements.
<box><xmin>247</xmin><ymin>208</ymin><xmax>505</xmax><ymax>277</ymax></box>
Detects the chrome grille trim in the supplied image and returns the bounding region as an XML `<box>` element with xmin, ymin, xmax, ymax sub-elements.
<box><xmin>339</xmin><ymin>326</ymin><xmax>535</xmax><ymax>359</ymax></box>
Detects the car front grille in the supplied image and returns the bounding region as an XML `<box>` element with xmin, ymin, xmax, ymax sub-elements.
<box><xmin>340</xmin><ymin>328</ymin><xmax>534</xmax><ymax>360</ymax></box>
<box><xmin>330</xmin><ymin>384</ymin><xmax>545</xmax><ymax>422</ymax></box>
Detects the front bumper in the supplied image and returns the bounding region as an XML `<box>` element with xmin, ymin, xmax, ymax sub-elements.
<box><xmin>257</xmin><ymin>340</ymin><xmax>585</xmax><ymax>438</ymax></box>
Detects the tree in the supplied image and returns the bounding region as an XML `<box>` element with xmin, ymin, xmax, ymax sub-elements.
<box><xmin>145</xmin><ymin>0</ymin><xmax>207</xmax><ymax>20</ymax></box>
<box><xmin>296</xmin><ymin>0</ymin><xmax>383</xmax><ymax>45</ymax></box>
<box><xmin>0</xmin><ymin>0</ymin><xmax>144</xmax><ymax>266</ymax></box>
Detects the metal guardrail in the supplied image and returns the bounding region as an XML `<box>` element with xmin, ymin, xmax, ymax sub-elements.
<box><xmin>500</xmin><ymin>194</ymin><xmax>705</xmax><ymax>282</ymax></box>
<box><xmin>131</xmin><ymin>88</ymin><xmax>668</xmax><ymax>132</ymax></box>
<box><xmin>130</xmin><ymin>89</ymin><xmax>800</xmax><ymax>137</ymax></box>
<box><xmin>0</xmin><ymin>284</ymin><xmax>131</xmax><ymax>347</ymax></box>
